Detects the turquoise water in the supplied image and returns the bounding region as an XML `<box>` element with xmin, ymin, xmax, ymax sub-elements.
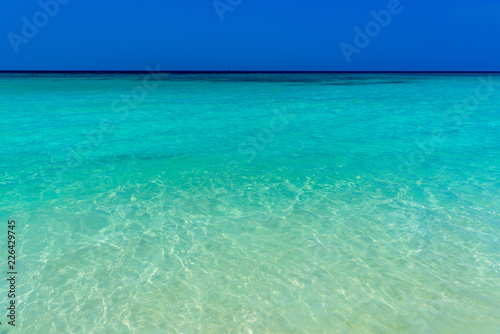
<box><xmin>1</xmin><ymin>73</ymin><xmax>499</xmax><ymax>333</ymax></box>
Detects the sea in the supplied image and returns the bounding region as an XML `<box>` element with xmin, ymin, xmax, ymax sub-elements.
<box><xmin>0</xmin><ymin>72</ymin><xmax>499</xmax><ymax>333</ymax></box>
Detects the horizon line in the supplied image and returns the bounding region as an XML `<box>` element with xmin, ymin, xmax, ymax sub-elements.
<box><xmin>1</xmin><ymin>70</ymin><xmax>500</xmax><ymax>74</ymax></box>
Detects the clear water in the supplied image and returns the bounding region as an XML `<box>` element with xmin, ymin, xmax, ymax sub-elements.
<box><xmin>1</xmin><ymin>73</ymin><xmax>499</xmax><ymax>333</ymax></box>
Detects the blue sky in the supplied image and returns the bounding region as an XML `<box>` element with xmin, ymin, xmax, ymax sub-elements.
<box><xmin>1</xmin><ymin>0</ymin><xmax>499</xmax><ymax>71</ymax></box>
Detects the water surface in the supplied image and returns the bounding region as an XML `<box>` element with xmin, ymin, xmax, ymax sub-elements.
<box><xmin>1</xmin><ymin>73</ymin><xmax>499</xmax><ymax>333</ymax></box>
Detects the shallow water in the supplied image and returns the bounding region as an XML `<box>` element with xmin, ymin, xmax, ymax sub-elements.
<box><xmin>1</xmin><ymin>73</ymin><xmax>499</xmax><ymax>333</ymax></box>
